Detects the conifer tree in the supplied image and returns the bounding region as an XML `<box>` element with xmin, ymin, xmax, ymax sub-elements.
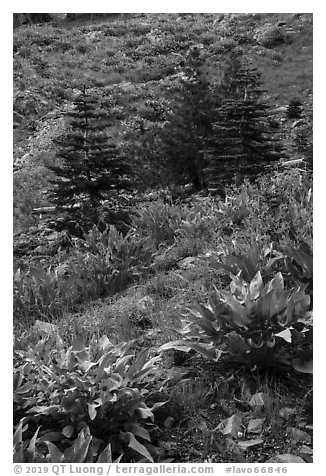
<box><xmin>160</xmin><ymin>46</ymin><xmax>214</xmax><ymax>190</ymax></box>
<box><xmin>205</xmin><ymin>56</ymin><xmax>284</xmax><ymax>186</ymax></box>
<box><xmin>48</xmin><ymin>86</ymin><xmax>131</xmax><ymax>233</ymax></box>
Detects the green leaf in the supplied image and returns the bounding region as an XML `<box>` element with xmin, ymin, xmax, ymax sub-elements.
<box><xmin>285</xmin><ymin>301</ymin><xmax>295</xmax><ymax>326</ymax></box>
<box><xmin>269</xmin><ymin>290</ymin><xmax>287</xmax><ymax>318</ymax></box>
<box><xmin>190</xmin><ymin>304</ymin><xmax>215</xmax><ymax>322</ymax></box>
<box><xmin>220</xmin><ymin>291</ymin><xmax>251</xmax><ymax>327</ymax></box>
<box><xmin>79</xmin><ymin>360</ymin><xmax>97</xmax><ymax>373</ymax></box>
<box><xmin>114</xmin><ymin>354</ymin><xmax>134</xmax><ymax>374</ymax></box>
<box><xmin>114</xmin><ymin>454</ymin><xmax>124</xmax><ymax>463</ymax></box>
<box><xmin>39</xmin><ymin>432</ymin><xmax>63</xmax><ymax>443</ymax></box>
<box><xmin>187</xmin><ymin>342</ymin><xmax>221</xmax><ymax>360</ymax></box>
<box><xmin>129</xmin><ymin>424</ymin><xmax>151</xmax><ymax>442</ymax></box>
<box><xmin>142</xmin><ymin>354</ymin><xmax>161</xmax><ymax>371</ymax></box>
<box><xmin>72</xmin><ymin>434</ymin><xmax>92</xmax><ymax>463</ymax></box>
<box><xmin>188</xmin><ymin>314</ymin><xmax>222</xmax><ymax>339</ymax></box>
<box><xmin>46</xmin><ymin>442</ymin><xmax>64</xmax><ymax>463</ymax></box>
<box><xmin>97</xmin><ymin>335</ymin><xmax>113</xmax><ymax>352</ymax></box>
<box><xmin>13</xmin><ymin>372</ymin><xmax>24</xmax><ymax>391</ymax></box>
<box><xmin>161</xmin><ymin>340</ymin><xmax>194</xmax><ymax>353</ymax></box>
<box><xmin>150</xmin><ymin>401</ymin><xmax>166</xmax><ymax>412</ymax></box>
<box><xmin>134</xmin><ymin>406</ymin><xmax>154</xmax><ymax>421</ymax></box>
<box><xmin>226</xmin><ymin>332</ymin><xmax>249</xmax><ymax>353</ymax></box>
<box><xmin>126</xmin><ymin>349</ymin><xmax>149</xmax><ymax>377</ymax></box>
<box><xmin>261</xmin><ymin>290</ymin><xmax>273</xmax><ymax>321</ymax></box>
<box><xmin>120</xmin><ymin>431</ymin><xmax>154</xmax><ymax>462</ymax></box>
<box><xmin>88</xmin><ymin>403</ymin><xmax>98</xmax><ymax>421</ymax></box>
<box><xmin>15</xmin><ymin>380</ymin><xmax>34</xmax><ymax>394</ymax></box>
<box><xmin>292</xmin><ymin>357</ymin><xmax>313</xmax><ymax>374</ymax></box>
<box><xmin>249</xmin><ymin>271</ymin><xmax>263</xmax><ymax>300</ymax></box>
<box><xmin>13</xmin><ymin>419</ymin><xmax>26</xmax><ymax>446</ymax></box>
<box><xmin>13</xmin><ymin>442</ymin><xmax>25</xmax><ymax>463</ymax></box>
<box><xmin>267</xmin><ymin>272</ymin><xmax>284</xmax><ymax>293</ymax></box>
<box><xmin>27</xmin><ymin>405</ymin><xmax>60</xmax><ymax>416</ymax></box>
<box><xmin>161</xmin><ymin>340</ymin><xmax>219</xmax><ymax>360</ymax></box>
<box><xmin>97</xmin><ymin>443</ymin><xmax>113</xmax><ymax>463</ymax></box>
<box><xmin>27</xmin><ymin>427</ymin><xmax>40</xmax><ymax>459</ymax></box>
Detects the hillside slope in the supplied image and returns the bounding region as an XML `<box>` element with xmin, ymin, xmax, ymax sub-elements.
<box><xmin>13</xmin><ymin>12</ymin><xmax>312</xmax><ymax>178</ymax></box>
<box><xmin>13</xmin><ymin>13</ymin><xmax>313</xmax><ymax>464</ymax></box>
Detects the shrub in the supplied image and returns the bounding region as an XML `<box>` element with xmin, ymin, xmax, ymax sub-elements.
<box><xmin>286</xmin><ymin>98</ymin><xmax>303</xmax><ymax>119</ymax></box>
<box><xmin>254</xmin><ymin>25</ymin><xmax>290</xmax><ymax>48</ymax></box>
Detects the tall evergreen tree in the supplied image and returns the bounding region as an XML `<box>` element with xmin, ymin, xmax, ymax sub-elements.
<box><xmin>205</xmin><ymin>57</ymin><xmax>284</xmax><ymax>186</ymax></box>
<box><xmin>48</xmin><ymin>86</ymin><xmax>131</xmax><ymax>233</ymax></box>
<box><xmin>160</xmin><ymin>45</ymin><xmax>214</xmax><ymax>190</ymax></box>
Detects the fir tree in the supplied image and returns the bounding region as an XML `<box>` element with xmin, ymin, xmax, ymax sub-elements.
<box><xmin>48</xmin><ymin>86</ymin><xmax>131</xmax><ymax>233</ymax></box>
<box><xmin>160</xmin><ymin>45</ymin><xmax>214</xmax><ymax>190</ymax></box>
<box><xmin>205</xmin><ymin>57</ymin><xmax>284</xmax><ymax>186</ymax></box>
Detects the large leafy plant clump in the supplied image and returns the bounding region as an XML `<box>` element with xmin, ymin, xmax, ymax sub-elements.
<box><xmin>220</xmin><ymin>169</ymin><xmax>313</xmax><ymax>247</ymax></box>
<box><xmin>163</xmin><ymin>269</ymin><xmax>312</xmax><ymax>373</ymax></box>
<box><xmin>131</xmin><ymin>199</ymin><xmax>182</xmax><ymax>250</ymax></box>
<box><xmin>13</xmin><ymin>225</ymin><xmax>153</xmax><ymax>324</ymax></box>
<box><xmin>269</xmin><ymin>241</ymin><xmax>313</xmax><ymax>302</ymax></box>
<box><xmin>67</xmin><ymin>225</ymin><xmax>153</xmax><ymax>296</ymax></box>
<box><xmin>13</xmin><ymin>333</ymin><xmax>164</xmax><ymax>463</ymax></box>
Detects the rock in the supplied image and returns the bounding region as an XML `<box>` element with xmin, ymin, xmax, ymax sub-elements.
<box><xmin>267</xmin><ymin>454</ymin><xmax>305</xmax><ymax>463</ymax></box>
<box><xmin>237</xmin><ymin>438</ymin><xmax>264</xmax><ymax>450</ymax></box>
<box><xmin>247</xmin><ymin>418</ymin><xmax>265</xmax><ymax>434</ymax></box>
<box><xmin>136</xmin><ymin>296</ymin><xmax>155</xmax><ymax>312</ymax></box>
<box><xmin>289</xmin><ymin>427</ymin><xmax>312</xmax><ymax>445</ymax></box>
<box><xmin>177</xmin><ymin>256</ymin><xmax>200</xmax><ymax>270</ymax></box>
<box><xmin>32</xmin><ymin>320</ymin><xmax>58</xmax><ymax>336</ymax></box>
<box><xmin>217</xmin><ymin>414</ymin><xmax>243</xmax><ymax>438</ymax></box>
<box><xmin>249</xmin><ymin>393</ymin><xmax>266</xmax><ymax>411</ymax></box>
<box><xmin>163</xmin><ymin>417</ymin><xmax>175</xmax><ymax>430</ymax></box>
<box><xmin>225</xmin><ymin>437</ymin><xmax>243</xmax><ymax>455</ymax></box>
<box><xmin>275</xmin><ymin>106</ymin><xmax>288</xmax><ymax>114</ymax></box>
<box><xmin>279</xmin><ymin>407</ymin><xmax>297</xmax><ymax>420</ymax></box>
